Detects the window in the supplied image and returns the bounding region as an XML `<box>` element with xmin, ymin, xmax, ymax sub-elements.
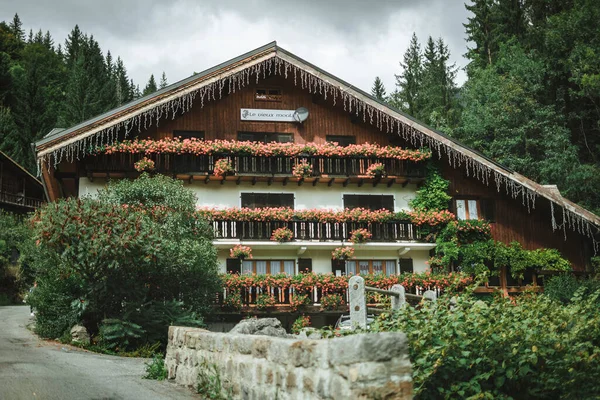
<box><xmin>255</xmin><ymin>88</ymin><xmax>282</xmax><ymax>102</ymax></box>
<box><xmin>455</xmin><ymin>199</ymin><xmax>480</xmax><ymax>220</ymax></box>
<box><xmin>173</xmin><ymin>130</ymin><xmax>204</xmax><ymax>140</ymax></box>
<box><xmin>241</xmin><ymin>260</ymin><xmax>295</xmax><ymax>275</ymax></box>
<box><xmin>238</xmin><ymin>131</ymin><xmax>293</xmax><ymax>143</ymax></box>
<box><xmin>343</xmin><ymin>194</ymin><xmax>394</xmax><ymax>211</ymax></box>
<box><xmin>241</xmin><ymin>193</ymin><xmax>294</xmax><ymax>209</ymax></box>
<box><xmin>345</xmin><ymin>260</ymin><xmax>396</xmax><ymax>276</ymax></box>
<box><xmin>326</xmin><ymin>135</ymin><xmax>356</xmax><ymax>147</ymax></box>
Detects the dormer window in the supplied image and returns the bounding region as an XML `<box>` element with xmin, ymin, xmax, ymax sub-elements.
<box><xmin>255</xmin><ymin>88</ymin><xmax>282</xmax><ymax>102</ymax></box>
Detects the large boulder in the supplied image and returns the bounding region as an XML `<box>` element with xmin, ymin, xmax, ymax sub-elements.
<box><xmin>70</xmin><ymin>325</ymin><xmax>90</xmax><ymax>345</ymax></box>
<box><xmin>229</xmin><ymin>318</ymin><xmax>290</xmax><ymax>337</ymax></box>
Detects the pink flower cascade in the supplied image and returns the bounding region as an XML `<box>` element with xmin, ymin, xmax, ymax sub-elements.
<box><xmin>197</xmin><ymin>207</ymin><xmax>457</xmax><ymax>226</ymax></box>
<box><xmin>213</xmin><ymin>158</ymin><xmax>233</xmax><ymax>177</ymax></box>
<box><xmin>366</xmin><ymin>163</ymin><xmax>386</xmax><ymax>178</ymax></box>
<box><xmin>134</xmin><ymin>157</ymin><xmax>155</xmax><ymax>172</ymax></box>
<box><xmin>98</xmin><ymin>138</ymin><xmax>431</xmax><ymax>161</ymax></box>
<box><xmin>332</xmin><ymin>246</ymin><xmax>355</xmax><ymax>260</ymax></box>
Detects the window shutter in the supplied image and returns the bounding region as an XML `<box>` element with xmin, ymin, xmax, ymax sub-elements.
<box><xmin>399</xmin><ymin>258</ymin><xmax>414</xmax><ymax>274</ymax></box>
<box><xmin>298</xmin><ymin>258</ymin><xmax>312</xmax><ymax>273</ymax></box>
<box><xmin>226</xmin><ymin>258</ymin><xmax>241</xmax><ymax>274</ymax></box>
<box><xmin>331</xmin><ymin>259</ymin><xmax>345</xmax><ymax>275</ymax></box>
<box><xmin>448</xmin><ymin>199</ymin><xmax>456</xmax><ymax>215</ymax></box>
<box><xmin>481</xmin><ymin>199</ymin><xmax>496</xmax><ymax>222</ymax></box>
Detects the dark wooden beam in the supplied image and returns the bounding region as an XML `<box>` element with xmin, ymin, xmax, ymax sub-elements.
<box><xmin>236</xmin><ymin>176</ymin><xmax>242</xmax><ymax>185</ymax></box>
<box><xmin>220</xmin><ymin>176</ymin><xmax>226</xmax><ymax>185</ymax></box>
<box><xmin>342</xmin><ymin>178</ymin><xmax>349</xmax><ymax>187</ymax></box>
<box><xmin>402</xmin><ymin>180</ymin><xmax>409</xmax><ymax>188</ymax></box>
<box><xmin>372</xmin><ymin>177</ymin><xmax>381</xmax><ymax>187</ymax></box>
<box><xmin>328</xmin><ymin>178</ymin><xmax>335</xmax><ymax>187</ymax></box>
<box><xmin>204</xmin><ymin>176</ymin><xmax>210</xmax><ymax>184</ymax></box>
<box><xmin>283</xmin><ymin>177</ymin><xmax>289</xmax><ymax>186</ymax></box>
<box><xmin>387</xmin><ymin>178</ymin><xmax>396</xmax><ymax>188</ymax></box>
<box><xmin>267</xmin><ymin>176</ymin><xmax>273</xmax><ymax>186</ymax></box>
<box><xmin>358</xmin><ymin>179</ymin><xmax>364</xmax><ymax>187</ymax></box>
<box><xmin>252</xmin><ymin>176</ymin><xmax>257</xmax><ymax>186</ymax></box>
<box><xmin>312</xmin><ymin>177</ymin><xmax>320</xmax><ymax>187</ymax></box>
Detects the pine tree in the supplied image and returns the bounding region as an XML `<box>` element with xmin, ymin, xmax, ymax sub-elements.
<box><xmin>64</xmin><ymin>25</ymin><xmax>83</xmax><ymax>68</ymax></box>
<box><xmin>393</xmin><ymin>33</ymin><xmax>423</xmax><ymax>115</ymax></box>
<box><xmin>464</xmin><ymin>0</ymin><xmax>495</xmax><ymax>73</ymax></box>
<box><xmin>143</xmin><ymin>74</ymin><xmax>157</xmax><ymax>96</ymax></box>
<box><xmin>159</xmin><ymin>71</ymin><xmax>168</xmax><ymax>89</ymax></box>
<box><xmin>370</xmin><ymin>77</ymin><xmax>387</xmax><ymax>101</ymax></box>
<box><xmin>8</xmin><ymin>14</ymin><xmax>24</xmax><ymax>42</ymax></box>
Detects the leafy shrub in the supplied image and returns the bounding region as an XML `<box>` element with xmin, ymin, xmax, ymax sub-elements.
<box><xmin>0</xmin><ymin>211</ymin><xmax>33</xmax><ymax>301</ymax></box>
<box><xmin>409</xmin><ymin>163</ymin><xmax>451</xmax><ymax>212</ymax></box>
<box><xmin>223</xmin><ymin>292</ymin><xmax>243</xmax><ymax>311</ymax></box>
<box><xmin>544</xmin><ymin>274</ymin><xmax>600</xmax><ymax>304</ymax></box>
<box><xmin>197</xmin><ymin>358</ymin><xmax>230</xmax><ymax>399</ymax></box>
<box><xmin>289</xmin><ymin>293</ymin><xmax>310</xmax><ymax>311</ymax></box>
<box><xmin>371</xmin><ymin>291</ymin><xmax>600</xmax><ymax>399</ymax></box>
<box><xmin>144</xmin><ymin>354</ymin><xmax>168</xmax><ymax>380</ymax></box>
<box><xmin>27</xmin><ymin>175</ymin><xmax>220</xmax><ymax>347</ymax></box>
<box><xmin>99</xmin><ymin>319</ymin><xmax>145</xmax><ymax>351</ymax></box>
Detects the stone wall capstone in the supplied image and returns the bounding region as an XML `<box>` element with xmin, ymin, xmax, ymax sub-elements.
<box><xmin>165</xmin><ymin>325</ymin><xmax>412</xmax><ymax>399</ymax></box>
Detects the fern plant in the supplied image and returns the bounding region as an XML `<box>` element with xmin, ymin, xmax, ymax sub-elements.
<box><xmin>98</xmin><ymin>318</ymin><xmax>145</xmax><ymax>350</ymax></box>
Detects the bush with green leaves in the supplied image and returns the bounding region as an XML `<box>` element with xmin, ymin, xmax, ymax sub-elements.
<box><xmin>371</xmin><ymin>290</ymin><xmax>600</xmax><ymax>399</ymax></box>
<box><xmin>409</xmin><ymin>163</ymin><xmax>451</xmax><ymax>212</ymax></box>
<box><xmin>0</xmin><ymin>210</ymin><xmax>33</xmax><ymax>301</ymax></box>
<box><xmin>27</xmin><ymin>174</ymin><xmax>221</xmax><ymax>349</ymax></box>
<box><xmin>544</xmin><ymin>274</ymin><xmax>600</xmax><ymax>304</ymax></box>
<box><xmin>144</xmin><ymin>354</ymin><xmax>168</xmax><ymax>380</ymax></box>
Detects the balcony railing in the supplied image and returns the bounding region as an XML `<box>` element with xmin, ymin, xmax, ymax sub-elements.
<box><xmin>0</xmin><ymin>191</ymin><xmax>43</xmax><ymax>209</ymax></box>
<box><xmin>85</xmin><ymin>153</ymin><xmax>426</xmax><ymax>178</ymax></box>
<box><xmin>212</xmin><ymin>220</ymin><xmax>420</xmax><ymax>241</ymax></box>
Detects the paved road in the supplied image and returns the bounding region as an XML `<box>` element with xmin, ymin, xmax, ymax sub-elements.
<box><xmin>0</xmin><ymin>306</ymin><xmax>197</xmax><ymax>400</ymax></box>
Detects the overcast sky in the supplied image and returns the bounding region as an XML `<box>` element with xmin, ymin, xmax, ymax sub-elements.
<box><xmin>3</xmin><ymin>0</ymin><xmax>470</xmax><ymax>93</ymax></box>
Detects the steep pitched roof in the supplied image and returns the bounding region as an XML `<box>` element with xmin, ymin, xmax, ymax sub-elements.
<box><xmin>34</xmin><ymin>41</ymin><xmax>600</xmax><ymax>246</ymax></box>
<box><xmin>0</xmin><ymin>150</ymin><xmax>43</xmax><ymax>186</ymax></box>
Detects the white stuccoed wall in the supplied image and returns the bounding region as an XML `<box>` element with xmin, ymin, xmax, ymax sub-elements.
<box><xmin>78</xmin><ymin>178</ymin><xmax>418</xmax><ymax>211</ymax></box>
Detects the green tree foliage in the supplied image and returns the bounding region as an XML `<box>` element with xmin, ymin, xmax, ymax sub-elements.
<box><xmin>27</xmin><ymin>175</ymin><xmax>220</xmax><ymax>347</ymax></box>
<box><xmin>370</xmin><ymin>76</ymin><xmax>386</xmax><ymax>101</ymax></box>
<box><xmin>409</xmin><ymin>163</ymin><xmax>451</xmax><ymax>212</ymax></box>
<box><xmin>159</xmin><ymin>71</ymin><xmax>168</xmax><ymax>89</ymax></box>
<box><xmin>460</xmin><ymin>0</ymin><xmax>600</xmax><ymax>213</ymax></box>
<box><xmin>0</xmin><ymin>16</ymin><xmax>141</xmax><ymax>173</ymax></box>
<box><xmin>372</xmin><ymin>291</ymin><xmax>600</xmax><ymax>399</ymax></box>
<box><xmin>143</xmin><ymin>74</ymin><xmax>157</xmax><ymax>96</ymax></box>
<box><xmin>392</xmin><ymin>33</ymin><xmax>422</xmax><ymax>116</ymax></box>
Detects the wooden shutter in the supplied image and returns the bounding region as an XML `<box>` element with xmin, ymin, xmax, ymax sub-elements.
<box><xmin>331</xmin><ymin>259</ymin><xmax>345</xmax><ymax>275</ymax></box>
<box><xmin>298</xmin><ymin>258</ymin><xmax>312</xmax><ymax>273</ymax></box>
<box><xmin>399</xmin><ymin>258</ymin><xmax>414</xmax><ymax>274</ymax></box>
<box><xmin>226</xmin><ymin>258</ymin><xmax>241</xmax><ymax>274</ymax></box>
<box><xmin>480</xmin><ymin>199</ymin><xmax>496</xmax><ymax>222</ymax></box>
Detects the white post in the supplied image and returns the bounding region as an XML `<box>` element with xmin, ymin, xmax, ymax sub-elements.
<box><xmin>423</xmin><ymin>290</ymin><xmax>437</xmax><ymax>302</ymax></box>
<box><xmin>390</xmin><ymin>284</ymin><xmax>406</xmax><ymax>310</ymax></box>
<box><xmin>349</xmin><ymin>276</ymin><xmax>367</xmax><ymax>329</ymax></box>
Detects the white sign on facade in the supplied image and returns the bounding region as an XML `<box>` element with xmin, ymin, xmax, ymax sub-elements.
<box><xmin>240</xmin><ymin>108</ymin><xmax>296</xmax><ymax>122</ymax></box>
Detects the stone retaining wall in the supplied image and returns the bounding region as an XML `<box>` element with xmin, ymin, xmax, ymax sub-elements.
<box><xmin>165</xmin><ymin>326</ymin><xmax>412</xmax><ymax>399</ymax></box>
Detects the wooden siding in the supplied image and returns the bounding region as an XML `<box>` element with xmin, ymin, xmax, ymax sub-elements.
<box><xmin>443</xmin><ymin>161</ymin><xmax>590</xmax><ymax>271</ymax></box>
<box><xmin>140</xmin><ymin>75</ymin><xmax>392</xmax><ymax>145</ymax></box>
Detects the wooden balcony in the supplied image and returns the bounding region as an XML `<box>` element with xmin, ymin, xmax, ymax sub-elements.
<box><xmin>212</xmin><ymin>220</ymin><xmax>421</xmax><ymax>242</ymax></box>
<box><xmin>84</xmin><ymin>153</ymin><xmax>426</xmax><ymax>181</ymax></box>
<box><xmin>0</xmin><ymin>190</ymin><xmax>43</xmax><ymax>209</ymax></box>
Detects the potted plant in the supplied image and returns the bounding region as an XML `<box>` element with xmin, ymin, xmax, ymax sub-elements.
<box><xmin>291</xmin><ymin>315</ymin><xmax>311</xmax><ymax>334</ymax></box>
<box><xmin>366</xmin><ymin>162</ymin><xmax>386</xmax><ymax>178</ymax></box>
<box><xmin>271</xmin><ymin>227</ymin><xmax>294</xmax><ymax>243</ymax></box>
<box><xmin>349</xmin><ymin>228</ymin><xmax>372</xmax><ymax>244</ymax></box>
<box><xmin>293</xmin><ymin>160</ymin><xmax>313</xmax><ymax>178</ymax></box>
<box><xmin>134</xmin><ymin>157</ymin><xmax>155</xmax><ymax>172</ymax></box>
<box><xmin>289</xmin><ymin>293</ymin><xmax>310</xmax><ymax>312</ymax></box>
<box><xmin>214</xmin><ymin>158</ymin><xmax>234</xmax><ymax>177</ymax></box>
<box><xmin>230</xmin><ymin>244</ymin><xmax>252</xmax><ymax>260</ymax></box>
<box><xmin>332</xmin><ymin>246</ymin><xmax>355</xmax><ymax>261</ymax></box>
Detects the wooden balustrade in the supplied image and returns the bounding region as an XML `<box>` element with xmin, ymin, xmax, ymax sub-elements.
<box><xmin>86</xmin><ymin>153</ymin><xmax>426</xmax><ymax>178</ymax></box>
<box><xmin>212</xmin><ymin>220</ymin><xmax>420</xmax><ymax>242</ymax></box>
<box><xmin>219</xmin><ymin>282</ymin><xmax>443</xmax><ymax>309</ymax></box>
<box><xmin>0</xmin><ymin>190</ymin><xmax>43</xmax><ymax>209</ymax></box>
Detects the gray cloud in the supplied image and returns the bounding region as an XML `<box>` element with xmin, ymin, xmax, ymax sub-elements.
<box><xmin>2</xmin><ymin>0</ymin><xmax>469</xmax><ymax>94</ymax></box>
